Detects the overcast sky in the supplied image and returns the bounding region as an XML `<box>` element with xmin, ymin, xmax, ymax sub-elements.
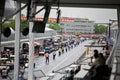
<box><xmin>21</xmin><ymin>6</ymin><xmax>117</xmax><ymax>23</ymax></box>
<box><xmin>9</xmin><ymin>0</ymin><xmax>118</xmax><ymax>23</ymax></box>
<box><xmin>49</xmin><ymin>7</ymin><xmax>117</xmax><ymax>23</ymax></box>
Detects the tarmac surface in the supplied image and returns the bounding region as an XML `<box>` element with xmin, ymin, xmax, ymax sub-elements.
<box><xmin>34</xmin><ymin>40</ymin><xmax>92</xmax><ymax>80</ymax></box>
<box><xmin>0</xmin><ymin>40</ymin><xmax>93</xmax><ymax>80</ymax></box>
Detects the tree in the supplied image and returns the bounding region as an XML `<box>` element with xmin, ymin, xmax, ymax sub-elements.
<box><xmin>94</xmin><ymin>24</ymin><xmax>107</xmax><ymax>34</ymax></box>
<box><xmin>2</xmin><ymin>19</ymin><xmax>60</xmax><ymax>31</ymax></box>
<box><xmin>48</xmin><ymin>22</ymin><xmax>60</xmax><ymax>30</ymax></box>
<box><xmin>2</xmin><ymin>20</ymin><xmax>15</xmax><ymax>29</ymax></box>
<box><xmin>20</xmin><ymin>20</ymin><xmax>29</xmax><ymax>30</ymax></box>
<box><xmin>2</xmin><ymin>20</ymin><xmax>29</xmax><ymax>30</ymax></box>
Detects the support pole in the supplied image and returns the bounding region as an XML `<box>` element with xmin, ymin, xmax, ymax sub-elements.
<box><xmin>28</xmin><ymin>0</ymin><xmax>36</xmax><ymax>80</ymax></box>
<box><xmin>0</xmin><ymin>0</ymin><xmax>6</xmax><ymax>51</ymax></box>
<box><xmin>0</xmin><ymin>17</ymin><xmax>2</xmax><ymax>51</ymax></box>
<box><xmin>108</xmin><ymin>22</ymin><xmax>111</xmax><ymax>38</ymax></box>
<box><xmin>117</xmin><ymin>5</ymin><xmax>120</xmax><ymax>31</ymax></box>
<box><xmin>14</xmin><ymin>1</ymin><xmax>21</xmax><ymax>80</ymax></box>
<box><xmin>28</xmin><ymin>22</ymin><xmax>35</xmax><ymax>80</ymax></box>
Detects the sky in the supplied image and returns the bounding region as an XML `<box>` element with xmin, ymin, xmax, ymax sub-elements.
<box><xmin>48</xmin><ymin>7</ymin><xmax>117</xmax><ymax>23</ymax></box>
<box><xmin>8</xmin><ymin>1</ymin><xmax>118</xmax><ymax>23</ymax></box>
<box><xmin>21</xmin><ymin>5</ymin><xmax>118</xmax><ymax>23</ymax></box>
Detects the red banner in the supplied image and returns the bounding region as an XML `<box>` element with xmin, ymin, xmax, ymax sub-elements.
<box><xmin>21</xmin><ymin>17</ymin><xmax>75</xmax><ymax>22</ymax></box>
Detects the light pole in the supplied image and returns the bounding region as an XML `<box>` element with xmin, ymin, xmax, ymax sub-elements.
<box><xmin>109</xmin><ymin>19</ymin><xmax>118</xmax><ymax>38</ymax></box>
<box><xmin>0</xmin><ymin>16</ymin><xmax>2</xmax><ymax>51</ymax></box>
<box><xmin>108</xmin><ymin>20</ymin><xmax>111</xmax><ymax>38</ymax></box>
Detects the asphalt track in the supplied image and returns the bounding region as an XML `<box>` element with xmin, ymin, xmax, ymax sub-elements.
<box><xmin>34</xmin><ymin>40</ymin><xmax>92</xmax><ymax>79</ymax></box>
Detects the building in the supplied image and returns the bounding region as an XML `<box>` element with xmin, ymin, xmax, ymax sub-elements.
<box><xmin>60</xmin><ymin>17</ymin><xmax>95</xmax><ymax>34</ymax></box>
<box><xmin>21</xmin><ymin>16</ymin><xmax>95</xmax><ymax>34</ymax></box>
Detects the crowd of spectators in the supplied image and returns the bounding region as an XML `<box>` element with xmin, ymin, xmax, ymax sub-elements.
<box><xmin>89</xmin><ymin>38</ymin><xmax>113</xmax><ymax>80</ymax></box>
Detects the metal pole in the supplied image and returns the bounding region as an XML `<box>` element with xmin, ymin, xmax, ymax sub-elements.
<box><xmin>108</xmin><ymin>23</ymin><xmax>111</xmax><ymax>38</ymax></box>
<box><xmin>0</xmin><ymin>0</ymin><xmax>6</xmax><ymax>51</ymax></box>
<box><xmin>0</xmin><ymin>16</ymin><xmax>2</xmax><ymax>51</ymax></box>
<box><xmin>28</xmin><ymin>22</ymin><xmax>35</xmax><ymax>80</ymax></box>
<box><xmin>14</xmin><ymin>1</ymin><xmax>21</xmax><ymax>80</ymax></box>
<box><xmin>117</xmin><ymin>6</ymin><xmax>120</xmax><ymax>31</ymax></box>
<box><xmin>28</xmin><ymin>0</ymin><xmax>36</xmax><ymax>80</ymax></box>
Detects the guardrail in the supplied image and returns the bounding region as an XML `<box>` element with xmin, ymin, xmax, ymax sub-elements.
<box><xmin>106</xmin><ymin>31</ymin><xmax>119</xmax><ymax>67</ymax></box>
<box><xmin>1</xmin><ymin>36</ymin><xmax>56</xmax><ymax>45</ymax></box>
<box><xmin>109</xmin><ymin>31</ymin><xmax>120</xmax><ymax>80</ymax></box>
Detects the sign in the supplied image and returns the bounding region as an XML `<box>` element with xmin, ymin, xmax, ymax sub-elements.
<box><xmin>21</xmin><ymin>17</ymin><xmax>75</xmax><ymax>22</ymax></box>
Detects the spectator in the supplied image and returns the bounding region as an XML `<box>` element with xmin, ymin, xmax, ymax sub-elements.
<box><xmin>91</xmin><ymin>49</ymin><xmax>100</xmax><ymax>67</ymax></box>
<box><xmin>90</xmin><ymin>51</ymin><xmax>107</xmax><ymax>80</ymax></box>
<box><xmin>0</xmin><ymin>51</ymin><xmax>3</xmax><ymax>58</ymax></box>
<box><xmin>53</xmin><ymin>51</ymin><xmax>56</xmax><ymax>60</ymax></box>
<box><xmin>65</xmin><ymin>46</ymin><xmax>68</xmax><ymax>52</ymax></box>
<box><xmin>1</xmin><ymin>68</ymin><xmax>8</xmax><ymax>79</ymax></box>
<box><xmin>62</xmin><ymin>47</ymin><xmax>64</xmax><ymax>54</ymax></box>
<box><xmin>99</xmin><ymin>53</ymin><xmax>106</xmax><ymax>65</ymax></box>
<box><xmin>45</xmin><ymin>52</ymin><xmax>49</xmax><ymax>64</ymax></box>
<box><xmin>58</xmin><ymin>47</ymin><xmax>62</xmax><ymax>56</ymax></box>
<box><xmin>104</xmin><ymin>42</ymin><xmax>111</xmax><ymax>56</ymax></box>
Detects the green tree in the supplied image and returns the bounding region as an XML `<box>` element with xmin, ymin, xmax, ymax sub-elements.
<box><xmin>48</xmin><ymin>22</ymin><xmax>60</xmax><ymax>30</ymax></box>
<box><xmin>94</xmin><ymin>24</ymin><xmax>107</xmax><ymax>34</ymax></box>
<box><xmin>2</xmin><ymin>20</ymin><xmax>15</xmax><ymax>29</ymax></box>
<box><xmin>2</xmin><ymin>20</ymin><xmax>60</xmax><ymax>31</ymax></box>
<box><xmin>20</xmin><ymin>20</ymin><xmax>29</xmax><ymax>30</ymax></box>
<box><xmin>2</xmin><ymin>20</ymin><xmax>29</xmax><ymax>30</ymax></box>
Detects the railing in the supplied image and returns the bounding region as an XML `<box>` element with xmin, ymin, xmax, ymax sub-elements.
<box><xmin>1</xmin><ymin>36</ymin><xmax>56</xmax><ymax>45</ymax></box>
<box><xmin>109</xmin><ymin>30</ymin><xmax>120</xmax><ymax>80</ymax></box>
<box><xmin>106</xmin><ymin>30</ymin><xmax>119</xmax><ymax>67</ymax></box>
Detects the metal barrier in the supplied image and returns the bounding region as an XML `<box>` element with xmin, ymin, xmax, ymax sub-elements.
<box><xmin>107</xmin><ymin>30</ymin><xmax>120</xmax><ymax>80</ymax></box>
